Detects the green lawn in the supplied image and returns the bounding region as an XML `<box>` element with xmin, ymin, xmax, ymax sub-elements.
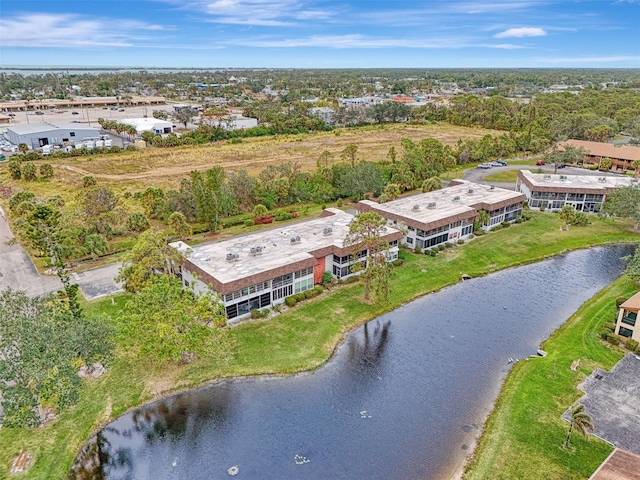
<box><xmin>464</xmin><ymin>276</ymin><xmax>636</xmax><ymax>480</ymax></box>
<box><xmin>0</xmin><ymin>212</ymin><xmax>638</xmax><ymax>479</ymax></box>
<box><xmin>483</xmin><ymin>169</ymin><xmax>520</xmax><ymax>182</ymax></box>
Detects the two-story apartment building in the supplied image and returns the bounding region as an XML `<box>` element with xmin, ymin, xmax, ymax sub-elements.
<box><xmin>357</xmin><ymin>180</ymin><xmax>526</xmax><ymax>251</ymax></box>
<box><xmin>169</xmin><ymin>208</ymin><xmax>402</xmax><ymax>321</ymax></box>
<box><xmin>616</xmin><ymin>292</ymin><xmax>640</xmax><ymax>343</ymax></box>
<box><xmin>516</xmin><ymin>170</ymin><xmax>636</xmax><ymax>212</ymax></box>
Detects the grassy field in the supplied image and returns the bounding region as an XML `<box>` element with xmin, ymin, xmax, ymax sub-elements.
<box><xmin>483</xmin><ymin>169</ymin><xmax>521</xmax><ymax>182</ymax></box>
<box><xmin>0</xmin><ymin>212</ymin><xmax>638</xmax><ymax>479</ymax></box>
<box><xmin>0</xmin><ymin>123</ymin><xmax>499</xmax><ymax>198</ymax></box>
<box><xmin>464</xmin><ymin>276</ymin><xmax>636</xmax><ymax>480</ymax></box>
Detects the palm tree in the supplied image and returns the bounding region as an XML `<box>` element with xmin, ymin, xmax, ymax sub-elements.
<box><xmin>563</xmin><ymin>404</ymin><xmax>594</xmax><ymax>449</ymax></box>
<box><xmin>476</xmin><ymin>210</ymin><xmax>490</xmax><ymax>228</ymax></box>
<box><xmin>632</xmin><ymin>158</ymin><xmax>640</xmax><ymax>178</ymax></box>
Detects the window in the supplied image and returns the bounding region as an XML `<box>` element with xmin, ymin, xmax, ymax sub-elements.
<box><xmin>406</xmin><ymin>237</ymin><xmax>414</xmax><ymax>244</ymax></box>
<box><xmin>294</xmin><ymin>278</ymin><xmax>313</xmax><ymax>294</ymax></box>
<box><xmin>389</xmin><ymin>240</ymin><xmax>398</xmax><ymax>247</ymax></box>
<box><xmin>295</xmin><ymin>267</ymin><xmax>313</xmax><ymax>278</ymax></box>
<box><xmin>273</xmin><ymin>273</ymin><xmax>293</xmax><ymax>288</ymax></box>
<box><xmin>184</xmin><ymin>280</ymin><xmax>190</xmax><ymax>287</ymax></box>
<box><xmin>622</xmin><ymin>311</ymin><xmax>637</xmax><ymax>327</ymax></box>
<box><xmin>462</xmin><ymin>225</ymin><xmax>473</xmax><ymax>236</ymax></box>
<box><xmin>618</xmin><ymin>326</ymin><xmax>634</xmax><ymax>338</ymax></box>
<box><xmin>272</xmin><ymin>284</ymin><xmax>292</xmax><ymax>300</ymax></box>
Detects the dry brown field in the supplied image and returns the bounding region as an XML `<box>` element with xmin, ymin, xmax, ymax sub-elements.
<box><xmin>2</xmin><ymin>123</ymin><xmax>498</xmax><ymax>197</ymax></box>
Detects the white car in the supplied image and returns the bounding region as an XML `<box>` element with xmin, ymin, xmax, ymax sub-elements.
<box><xmin>477</xmin><ymin>163</ymin><xmax>492</xmax><ymax>169</ymax></box>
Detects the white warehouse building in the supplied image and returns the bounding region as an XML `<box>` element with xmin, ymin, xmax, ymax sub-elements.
<box><xmin>120</xmin><ymin>118</ymin><xmax>173</xmax><ymax>134</ymax></box>
<box><xmin>4</xmin><ymin>122</ymin><xmax>100</xmax><ymax>148</ymax></box>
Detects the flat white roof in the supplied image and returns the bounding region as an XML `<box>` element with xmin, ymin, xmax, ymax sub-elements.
<box><xmin>360</xmin><ymin>180</ymin><xmax>524</xmax><ymax>226</ymax></box>
<box><xmin>121</xmin><ymin>118</ymin><xmax>172</xmax><ymax>130</ymax></box>
<box><xmin>170</xmin><ymin>208</ymin><xmax>399</xmax><ymax>286</ymax></box>
<box><xmin>7</xmin><ymin>122</ymin><xmax>99</xmax><ymax>135</ymax></box>
<box><xmin>519</xmin><ymin>170</ymin><xmax>636</xmax><ymax>190</ymax></box>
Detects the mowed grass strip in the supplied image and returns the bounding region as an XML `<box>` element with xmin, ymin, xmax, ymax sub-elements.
<box><xmin>464</xmin><ymin>276</ymin><xmax>637</xmax><ymax>480</ymax></box>
<box><xmin>0</xmin><ymin>212</ymin><xmax>637</xmax><ymax>479</ymax></box>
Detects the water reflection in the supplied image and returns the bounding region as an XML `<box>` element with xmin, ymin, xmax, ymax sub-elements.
<box><xmin>69</xmin><ymin>245</ymin><xmax>632</xmax><ymax>480</ymax></box>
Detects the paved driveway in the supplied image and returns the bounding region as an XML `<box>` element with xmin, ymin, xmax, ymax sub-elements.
<box><xmin>0</xmin><ymin>207</ymin><xmax>123</xmax><ymax>300</ymax></box>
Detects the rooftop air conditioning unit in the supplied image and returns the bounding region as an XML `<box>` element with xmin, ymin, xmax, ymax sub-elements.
<box><xmin>226</xmin><ymin>253</ymin><xmax>239</xmax><ymax>261</ymax></box>
<box><xmin>467</xmin><ymin>188</ymin><xmax>474</xmax><ymax>194</ymax></box>
<box><xmin>559</xmin><ymin>175</ymin><xmax>567</xmax><ymax>180</ymax></box>
<box><xmin>598</xmin><ymin>177</ymin><xmax>607</xmax><ymax>183</ymax></box>
<box><xmin>290</xmin><ymin>235</ymin><xmax>301</xmax><ymax>244</ymax></box>
<box><xmin>543</xmin><ymin>175</ymin><xmax>551</xmax><ymax>180</ymax></box>
<box><xmin>490</xmin><ymin>186</ymin><xmax>495</xmax><ymax>190</ymax></box>
<box><xmin>427</xmin><ymin>202</ymin><xmax>437</xmax><ymax>209</ymax></box>
<box><xmin>631</xmin><ymin>178</ymin><xmax>639</xmax><ymax>183</ymax></box>
<box><xmin>412</xmin><ymin>204</ymin><xmax>420</xmax><ymax>211</ymax></box>
<box><xmin>322</xmin><ymin>227</ymin><xmax>333</xmax><ymax>235</ymax></box>
<box><xmin>452</xmin><ymin>196</ymin><xmax>461</xmax><ymax>202</ymax></box>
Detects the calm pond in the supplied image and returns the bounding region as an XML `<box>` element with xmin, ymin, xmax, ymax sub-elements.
<box><xmin>70</xmin><ymin>245</ymin><xmax>631</xmax><ymax>480</ymax></box>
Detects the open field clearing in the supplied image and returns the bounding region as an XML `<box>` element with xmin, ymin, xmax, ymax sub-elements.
<box><xmin>1</xmin><ymin>124</ymin><xmax>498</xmax><ymax>195</ymax></box>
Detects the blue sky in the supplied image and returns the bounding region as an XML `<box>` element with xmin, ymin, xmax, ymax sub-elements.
<box><xmin>1</xmin><ymin>0</ymin><xmax>639</xmax><ymax>68</ymax></box>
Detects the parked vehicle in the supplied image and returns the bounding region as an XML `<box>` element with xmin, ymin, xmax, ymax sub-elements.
<box><xmin>495</xmin><ymin>159</ymin><xmax>507</xmax><ymax>166</ymax></box>
<box><xmin>535</xmin><ymin>160</ymin><xmax>545</xmax><ymax>166</ymax></box>
<box><xmin>489</xmin><ymin>161</ymin><xmax>504</xmax><ymax>167</ymax></box>
<box><xmin>557</xmin><ymin>163</ymin><xmax>567</xmax><ymax>169</ymax></box>
<box><xmin>477</xmin><ymin>163</ymin><xmax>492</xmax><ymax>169</ymax></box>
<box><xmin>35</xmin><ymin>111</ymin><xmax>44</xmax><ymax>115</ymax></box>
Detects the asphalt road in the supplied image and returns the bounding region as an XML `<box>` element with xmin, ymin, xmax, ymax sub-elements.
<box><xmin>0</xmin><ymin>206</ymin><xmax>123</xmax><ymax>300</ymax></box>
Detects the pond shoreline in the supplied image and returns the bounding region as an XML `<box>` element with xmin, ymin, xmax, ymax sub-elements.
<box><xmin>68</xmin><ymin>240</ymin><xmax>637</xmax><ymax>479</ymax></box>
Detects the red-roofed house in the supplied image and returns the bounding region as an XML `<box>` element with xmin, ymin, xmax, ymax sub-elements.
<box><xmin>559</xmin><ymin>139</ymin><xmax>640</xmax><ymax>173</ymax></box>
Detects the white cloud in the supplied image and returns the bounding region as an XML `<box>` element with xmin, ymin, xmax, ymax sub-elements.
<box><xmin>195</xmin><ymin>0</ymin><xmax>333</xmax><ymax>26</ymax></box>
<box><xmin>0</xmin><ymin>13</ymin><xmax>168</xmax><ymax>47</ymax></box>
<box><xmin>494</xmin><ymin>27</ymin><xmax>547</xmax><ymax>38</ymax></box>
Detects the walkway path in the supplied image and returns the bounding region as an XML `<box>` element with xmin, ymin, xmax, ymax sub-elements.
<box><xmin>0</xmin><ymin>206</ymin><xmax>123</xmax><ymax>300</ymax></box>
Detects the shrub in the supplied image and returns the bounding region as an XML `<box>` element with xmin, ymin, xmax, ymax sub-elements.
<box><xmin>9</xmin><ymin>191</ymin><xmax>36</xmax><ymax>212</ymax></box>
<box><xmin>126</xmin><ymin>212</ymin><xmax>150</xmax><ymax>233</ymax></box>
<box><xmin>336</xmin><ymin>198</ymin><xmax>343</xmax><ymax>207</ymax></box>
<box><xmin>346</xmin><ymin>275</ymin><xmax>359</xmax><ymax>283</ymax></box>
<box><xmin>616</xmin><ymin>297</ymin><xmax>628</xmax><ymax>308</ymax></box>
<box><xmin>625</xmin><ymin>338</ymin><xmax>639</xmax><ymax>353</ymax></box>
<box><xmin>274</xmin><ymin>210</ymin><xmax>293</xmax><ymax>221</ymax></box>
<box><xmin>82</xmin><ymin>176</ymin><xmax>97</xmax><ymax>188</ymax></box>
<box><xmin>501</xmin><ymin>221</ymin><xmax>511</xmax><ymax>228</ymax></box>
<box><xmin>492</xmin><ymin>225</ymin><xmax>503</xmax><ymax>232</ymax></box>
<box><xmin>605</xmin><ymin>332</ymin><xmax>620</xmax><ymax>345</ymax></box>
<box><xmin>250</xmin><ymin>309</ymin><xmax>262</xmax><ymax>319</ymax></box>
<box><xmin>539</xmin><ymin>204</ymin><xmax>546</xmax><ymax>212</ymax></box>
<box><xmin>437</xmin><ymin>244</ymin><xmax>446</xmax><ymax>252</ymax></box>
<box><xmin>474</xmin><ymin>229</ymin><xmax>485</xmax><ymax>236</ymax></box>
<box><xmin>39</xmin><ymin>163</ymin><xmax>54</xmax><ymax>178</ymax></box>
<box><xmin>244</xmin><ymin>219</ymin><xmax>255</xmax><ymax>227</ymax></box>
<box><xmin>603</xmin><ymin>322</ymin><xmax>616</xmax><ymax>332</ymax></box>
<box><xmin>520</xmin><ymin>211</ymin><xmax>532</xmax><ymax>221</ymax></box>
<box><xmin>515</xmin><ymin>217</ymin><xmax>523</xmax><ymax>224</ymax></box>
<box><xmin>457</xmin><ymin>239</ymin><xmax>465</xmax><ymax>245</ymax></box>
<box><xmin>571</xmin><ymin>211</ymin><xmax>590</xmax><ymax>226</ymax></box>
<box><xmin>428</xmin><ymin>249</ymin><xmax>437</xmax><ymax>257</ymax></box>
<box><xmin>444</xmin><ymin>242</ymin><xmax>453</xmax><ymax>248</ymax></box>
<box><xmin>284</xmin><ymin>296</ymin><xmax>297</xmax><ymax>307</ymax></box>
<box><xmin>304</xmin><ymin>289</ymin><xmax>314</xmax><ymax>299</ymax></box>
<box><xmin>391</xmin><ymin>258</ymin><xmax>404</xmax><ymax>267</ymax></box>
<box><xmin>313</xmin><ymin>285</ymin><xmax>324</xmax><ymax>295</ymax></box>
<box><xmin>414</xmin><ymin>245</ymin><xmax>422</xmax><ymax>254</ymax></box>
<box><xmin>321</xmin><ymin>271</ymin><xmax>333</xmax><ymax>286</ymax></box>
<box><xmin>294</xmin><ymin>292</ymin><xmax>306</xmax><ymax>302</ymax></box>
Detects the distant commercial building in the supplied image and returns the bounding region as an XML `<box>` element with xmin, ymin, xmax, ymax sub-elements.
<box><xmin>120</xmin><ymin>118</ymin><xmax>173</xmax><ymax>134</ymax></box>
<box><xmin>338</xmin><ymin>97</ymin><xmax>382</xmax><ymax>107</ymax></box>
<box><xmin>516</xmin><ymin>170</ymin><xmax>636</xmax><ymax>212</ymax></box>
<box><xmin>169</xmin><ymin>208</ymin><xmax>402</xmax><ymax>321</ymax></box>
<box><xmin>357</xmin><ymin>180</ymin><xmax>525</xmax><ymax>250</ymax></box>
<box><xmin>615</xmin><ymin>292</ymin><xmax>640</xmax><ymax>342</ymax></box>
<box><xmin>4</xmin><ymin>122</ymin><xmax>100</xmax><ymax>148</ymax></box>
<box><xmin>210</xmin><ymin>115</ymin><xmax>258</xmax><ymax>131</ymax></box>
<box><xmin>559</xmin><ymin>139</ymin><xmax>640</xmax><ymax>172</ymax></box>
<box><xmin>0</xmin><ymin>96</ymin><xmax>166</xmax><ymax>112</ymax></box>
<box><xmin>309</xmin><ymin>107</ymin><xmax>335</xmax><ymax>125</ymax></box>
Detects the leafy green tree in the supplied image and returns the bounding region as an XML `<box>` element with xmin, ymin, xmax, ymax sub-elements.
<box><xmin>341</xmin><ymin>143</ymin><xmax>359</xmax><ymax>167</ymax></box>
<box><xmin>383</xmin><ymin>183</ymin><xmax>401</xmax><ymax>201</ymax></box>
<box><xmin>141</xmin><ymin>130</ymin><xmax>158</xmax><ymax>144</ymax></box>
<box><xmin>126</xmin><ymin>212</ymin><xmax>150</xmax><ymax>233</ymax></box>
<box><xmin>337</xmin><ymin>162</ymin><xmax>385</xmax><ymax>201</ymax></box>
<box><xmin>559</xmin><ymin>205</ymin><xmax>575</xmax><ymax>225</ymax></box>
<box><xmin>116</xmin><ymin>276</ymin><xmax>229</xmax><ymax>363</ymax></box>
<box><xmin>152</xmin><ymin>109</ymin><xmax>168</xmax><ymax>120</ymax></box>
<box><xmin>345</xmin><ymin>211</ymin><xmax>391</xmax><ymax>303</ymax></box>
<box><xmin>174</xmin><ymin>108</ymin><xmax>196</xmax><ymax>129</ymax></box>
<box><xmin>78</xmin><ymin>187</ymin><xmax>119</xmax><ymax>235</ymax></box>
<box><xmin>8</xmin><ymin>158</ymin><xmax>22</xmax><ymax>180</ymax></box>
<box><xmin>600</xmin><ymin>185</ymin><xmax>640</xmax><ymax>230</ymax></box>
<box><xmin>190</xmin><ymin>167</ymin><xmax>225</xmax><ymax>232</ymax></box>
<box><xmin>599</xmin><ymin>157</ymin><xmax>612</xmax><ymax>171</ymax></box>
<box><xmin>563</xmin><ymin>404</ymin><xmax>594</xmax><ymax>449</ymax></box>
<box><xmin>39</xmin><ymin>163</ymin><xmax>54</xmax><ymax>179</ymax></box>
<box><xmin>83</xmin><ymin>233</ymin><xmax>108</xmax><ymax>258</ymax></box>
<box><xmin>17</xmin><ymin>143</ymin><xmax>29</xmax><ymax>154</ymax></box>
<box><xmin>117</xmin><ymin>229</ymin><xmax>176</xmax><ymax>293</ymax></box>
<box><xmin>168</xmin><ymin>211</ymin><xmax>192</xmax><ymax>240</ymax></box>
<box><xmin>624</xmin><ymin>246</ymin><xmax>640</xmax><ymax>283</ymax></box>
<box><xmin>22</xmin><ymin>162</ymin><xmax>37</xmax><ymax>182</ymax></box>
<box><xmin>252</xmin><ymin>204</ymin><xmax>269</xmax><ymax>219</ymax></box>
<box><xmin>225</xmin><ymin>170</ymin><xmax>257</xmax><ymax>213</ymax></box>
<box><xmin>476</xmin><ymin>210</ymin><xmax>490</xmax><ymax>229</ymax></box>
<box><xmin>0</xmin><ymin>288</ymin><xmax>113</xmax><ymax>427</ymax></box>
<box><xmin>422</xmin><ymin>177</ymin><xmax>442</xmax><ymax>193</ymax></box>
<box><xmin>140</xmin><ymin>187</ymin><xmax>167</xmax><ymax>219</ymax></box>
